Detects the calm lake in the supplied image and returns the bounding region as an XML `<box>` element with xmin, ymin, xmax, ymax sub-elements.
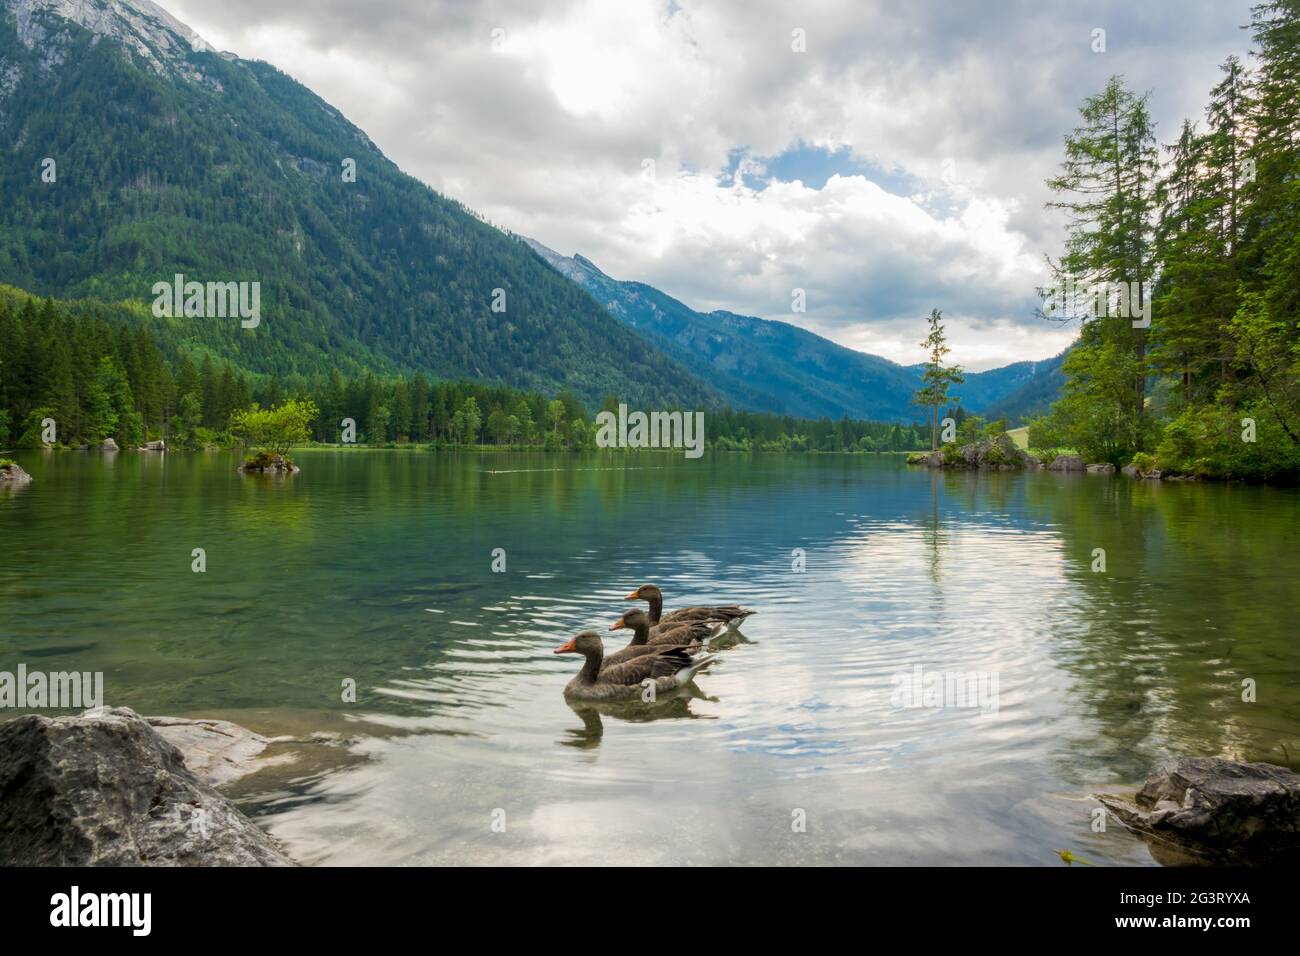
<box><xmin>2</xmin><ymin>449</ymin><xmax>1298</xmax><ymax>865</ymax></box>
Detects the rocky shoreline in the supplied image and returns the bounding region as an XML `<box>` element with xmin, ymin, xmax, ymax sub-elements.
<box><xmin>2</xmin><ymin>707</ymin><xmax>1295</xmax><ymax>866</ymax></box>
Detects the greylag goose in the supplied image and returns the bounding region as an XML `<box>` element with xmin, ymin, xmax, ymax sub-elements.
<box><xmin>601</xmin><ymin>609</ymin><xmax>712</xmax><ymax>667</ymax></box>
<box><xmin>611</xmin><ymin>608</ymin><xmax>725</xmax><ymax>648</ymax></box>
<box><xmin>555</xmin><ymin>631</ymin><xmax>717</xmax><ymax>702</ymax></box>
<box><xmin>625</xmin><ymin>584</ymin><xmax>755</xmax><ymax>633</ymax></box>
<box><xmin>603</xmin><ymin>634</ymin><xmax>698</xmax><ymax>668</ymax></box>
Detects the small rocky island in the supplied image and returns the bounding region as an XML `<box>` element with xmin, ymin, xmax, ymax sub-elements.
<box><xmin>239</xmin><ymin>451</ymin><xmax>301</xmax><ymax>475</ymax></box>
<box><xmin>906</xmin><ymin>437</ymin><xmax>1169</xmax><ymax>477</ymax></box>
<box><xmin>906</xmin><ymin>435</ymin><xmax>1040</xmax><ymax>470</ymax></box>
<box><xmin>0</xmin><ymin>459</ymin><xmax>32</xmax><ymax>484</ymax></box>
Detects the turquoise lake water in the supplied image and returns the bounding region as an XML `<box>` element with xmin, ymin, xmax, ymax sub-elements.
<box><xmin>2</xmin><ymin>448</ymin><xmax>1297</xmax><ymax>864</ymax></box>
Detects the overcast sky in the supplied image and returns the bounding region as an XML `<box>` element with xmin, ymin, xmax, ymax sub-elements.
<box><xmin>167</xmin><ymin>0</ymin><xmax>1255</xmax><ymax>369</ymax></box>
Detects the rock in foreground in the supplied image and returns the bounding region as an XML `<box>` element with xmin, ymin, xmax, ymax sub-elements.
<box><xmin>0</xmin><ymin>707</ymin><xmax>294</xmax><ymax>866</ymax></box>
<box><xmin>1098</xmin><ymin>757</ymin><xmax>1300</xmax><ymax>865</ymax></box>
<box><xmin>0</xmin><ymin>461</ymin><xmax>32</xmax><ymax>483</ymax></box>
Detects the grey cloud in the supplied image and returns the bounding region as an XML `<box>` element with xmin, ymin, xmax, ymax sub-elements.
<box><xmin>166</xmin><ymin>0</ymin><xmax>1255</xmax><ymax>364</ymax></box>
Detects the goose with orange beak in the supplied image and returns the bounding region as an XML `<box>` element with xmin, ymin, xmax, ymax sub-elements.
<box><xmin>611</xmin><ymin>608</ymin><xmax>724</xmax><ymax>648</ymax></box>
<box><xmin>624</xmin><ymin>584</ymin><xmax>754</xmax><ymax>634</ymax></box>
<box><xmin>554</xmin><ymin>631</ymin><xmax>717</xmax><ymax>702</ymax></box>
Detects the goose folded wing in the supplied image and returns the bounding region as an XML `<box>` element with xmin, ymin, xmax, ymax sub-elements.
<box><xmin>598</xmin><ymin>648</ymin><xmax>694</xmax><ymax>686</ymax></box>
<box><xmin>661</xmin><ymin>606</ymin><xmax>749</xmax><ymax>625</ymax></box>
<box><xmin>605</xmin><ymin>642</ymin><xmax>684</xmax><ymax>668</ymax></box>
<box><xmin>648</xmin><ymin>619</ymin><xmax>721</xmax><ymax>645</ymax></box>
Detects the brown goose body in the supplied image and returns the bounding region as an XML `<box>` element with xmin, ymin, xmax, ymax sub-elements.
<box><xmin>626</xmin><ymin>585</ymin><xmax>756</xmax><ymax>632</ymax></box>
<box><xmin>555</xmin><ymin>632</ymin><xmax>717</xmax><ymax>702</ymax></box>
<box><xmin>613</xmin><ymin>609</ymin><xmax>722</xmax><ymax>649</ymax></box>
<box><xmin>603</xmin><ymin>640</ymin><xmax>695</xmax><ymax>668</ymax></box>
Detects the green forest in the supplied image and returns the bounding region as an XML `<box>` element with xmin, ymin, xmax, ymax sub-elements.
<box><xmin>1030</xmin><ymin>1</ymin><xmax>1300</xmax><ymax>480</ymax></box>
<box><xmin>3</xmin><ymin>1</ymin><xmax>1298</xmax><ymax>476</ymax></box>
<box><xmin>0</xmin><ymin>12</ymin><xmax>714</xmax><ymax>412</ymax></box>
<box><xmin>0</xmin><ymin>286</ymin><xmax>930</xmax><ymax>454</ymax></box>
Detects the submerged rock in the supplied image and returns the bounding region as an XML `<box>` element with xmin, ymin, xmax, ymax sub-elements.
<box><xmin>145</xmin><ymin>714</ymin><xmax>285</xmax><ymax>788</ymax></box>
<box><xmin>0</xmin><ymin>461</ymin><xmax>32</xmax><ymax>483</ymax></box>
<box><xmin>0</xmin><ymin>706</ymin><xmax>294</xmax><ymax>866</ymax></box>
<box><xmin>1098</xmin><ymin>758</ymin><xmax>1300</xmax><ymax>865</ymax></box>
<box><xmin>1086</xmin><ymin>462</ymin><xmax>1116</xmax><ymax>474</ymax></box>
<box><xmin>1047</xmin><ymin>454</ymin><xmax>1086</xmax><ymax>472</ymax></box>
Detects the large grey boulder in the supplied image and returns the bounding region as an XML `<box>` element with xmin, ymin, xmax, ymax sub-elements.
<box><xmin>0</xmin><ymin>462</ymin><xmax>32</xmax><ymax>483</ymax></box>
<box><xmin>1098</xmin><ymin>758</ymin><xmax>1300</xmax><ymax>864</ymax></box>
<box><xmin>0</xmin><ymin>707</ymin><xmax>294</xmax><ymax>866</ymax></box>
<box><xmin>101</xmin><ymin>437</ymin><xmax>119</xmax><ymax>451</ymax></box>
<box><xmin>1047</xmin><ymin>454</ymin><xmax>1086</xmax><ymax>472</ymax></box>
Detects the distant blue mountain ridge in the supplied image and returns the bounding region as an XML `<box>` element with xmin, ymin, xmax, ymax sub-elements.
<box><xmin>524</xmin><ymin>238</ymin><xmax>1067</xmax><ymax>424</ymax></box>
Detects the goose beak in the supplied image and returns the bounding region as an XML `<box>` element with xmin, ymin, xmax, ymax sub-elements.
<box><xmin>610</xmin><ymin>617</ymin><xmax>626</xmax><ymax>631</ymax></box>
<box><xmin>554</xmin><ymin>638</ymin><xmax>578</xmax><ymax>654</ymax></box>
<box><xmin>623</xmin><ymin>589</ymin><xmax>639</xmax><ymax>600</ymax></box>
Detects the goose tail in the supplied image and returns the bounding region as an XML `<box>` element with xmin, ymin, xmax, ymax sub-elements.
<box><xmin>723</xmin><ymin>609</ymin><xmax>756</xmax><ymax>633</ymax></box>
<box><xmin>676</xmin><ymin>653</ymin><xmax>719</xmax><ymax>684</ymax></box>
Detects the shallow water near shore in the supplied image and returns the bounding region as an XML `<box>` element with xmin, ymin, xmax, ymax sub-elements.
<box><xmin>3</xmin><ymin>448</ymin><xmax>1298</xmax><ymax>865</ymax></box>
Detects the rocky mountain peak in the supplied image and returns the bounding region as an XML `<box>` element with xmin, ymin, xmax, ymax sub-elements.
<box><xmin>4</xmin><ymin>0</ymin><xmax>221</xmax><ymax>74</ymax></box>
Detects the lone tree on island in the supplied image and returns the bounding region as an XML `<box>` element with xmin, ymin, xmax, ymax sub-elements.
<box><xmin>231</xmin><ymin>398</ymin><xmax>319</xmax><ymax>464</ymax></box>
<box><xmin>913</xmin><ymin>308</ymin><xmax>964</xmax><ymax>451</ymax></box>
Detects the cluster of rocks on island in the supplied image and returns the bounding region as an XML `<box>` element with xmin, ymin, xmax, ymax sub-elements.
<box><xmin>906</xmin><ymin>436</ymin><xmax>1182</xmax><ymax>479</ymax></box>
<box><xmin>239</xmin><ymin>452</ymin><xmax>300</xmax><ymax>475</ymax></box>
<box><xmin>0</xmin><ymin>460</ymin><xmax>33</xmax><ymax>483</ymax></box>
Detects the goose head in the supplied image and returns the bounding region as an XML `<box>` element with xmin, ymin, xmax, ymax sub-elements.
<box><xmin>610</xmin><ymin>609</ymin><xmax>652</xmax><ymax>644</ymax></box>
<box><xmin>554</xmin><ymin>631</ymin><xmax>603</xmax><ymax>656</ymax></box>
<box><xmin>624</xmin><ymin>584</ymin><xmax>662</xmax><ymax>603</ymax></box>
